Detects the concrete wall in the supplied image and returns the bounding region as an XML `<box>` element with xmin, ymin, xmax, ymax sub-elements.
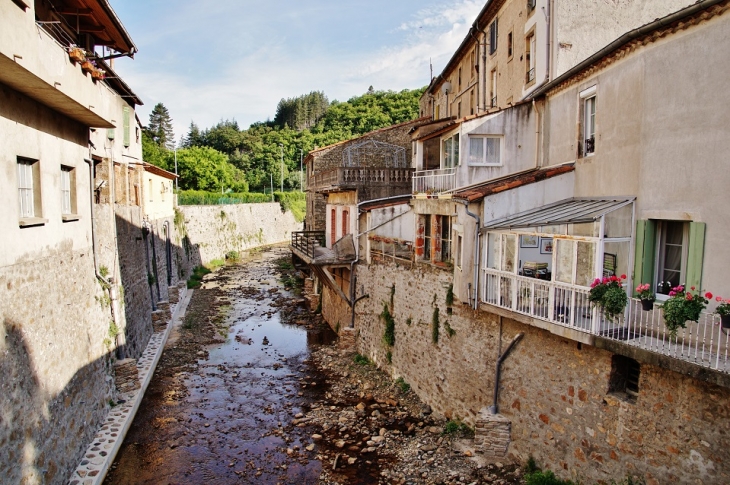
<box><xmin>351</xmin><ymin>260</ymin><xmax>730</xmax><ymax>484</ymax></box>
<box><xmin>179</xmin><ymin>202</ymin><xmax>302</xmax><ymax>265</ymax></box>
<box><xmin>545</xmin><ymin>11</ymin><xmax>730</xmax><ymax>298</ymax></box>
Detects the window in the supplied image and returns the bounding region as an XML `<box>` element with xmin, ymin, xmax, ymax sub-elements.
<box><xmin>418</xmin><ymin>215</ymin><xmax>453</xmax><ymax>264</ymax></box>
<box><xmin>18</xmin><ymin>159</ymin><xmax>35</xmax><ymax>218</ymax></box>
<box><xmin>17</xmin><ymin>157</ymin><xmax>43</xmax><ymax>224</ymax></box>
<box><xmin>490</xmin><ymin>69</ymin><xmax>497</xmax><ymax>107</ymax></box>
<box><xmin>527</xmin><ymin>0</ymin><xmax>536</xmax><ymax>13</ymax></box>
<box><xmin>489</xmin><ymin>18</ymin><xmax>498</xmax><ymax>55</ymax></box>
<box><xmin>580</xmin><ymin>86</ymin><xmax>597</xmax><ymax>156</ymax></box>
<box><xmin>442</xmin><ymin>133</ymin><xmax>459</xmax><ymax>168</ymax></box>
<box><xmin>469</xmin><ymin>136</ymin><xmax>501</xmax><ymax>166</ymax></box>
<box><xmin>608</xmin><ymin>355</ymin><xmax>640</xmax><ymax>403</ymax></box>
<box><xmin>61</xmin><ymin>166</ymin><xmax>77</xmax><ymax>218</ymax></box>
<box><xmin>330</xmin><ymin>208</ymin><xmax>336</xmax><ymax>246</ymax></box>
<box><xmin>423</xmin><ymin>215</ymin><xmax>432</xmax><ymax>261</ymax></box>
<box><xmin>525</xmin><ymin>32</ymin><xmax>536</xmax><ymax>84</ymax></box>
<box><xmin>470</xmin><ymin>89</ymin><xmax>475</xmax><ymax>115</ymax></box>
<box><xmin>123</xmin><ymin>106</ymin><xmax>131</xmax><ymax>147</ymax></box>
<box><xmin>161</xmin><ymin>180</ymin><xmax>165</xmax><ymax>203</ymax></box>
<box><xmin>656</xmin><ymin>221</ymin><xmax>688</xmax><ymax>295</ymax></box>
<box><xmin>455</xmin><ymin>233</ymin><xmax>463</xmax><ymax>269</ymax></box>
<box><xmin>457</xmin><ymin>101</ymin><xmax>461</xmax><ymax>118</ymax></box>
<box><xmin>507</xmin><ymin>31</ymin><xmax>513</xmax><ymax>59</ymax></box>
<box><xmin>149</xmin><ymin>178</ymin><xmax>154</xmax><ymax>202</ymax></box>
<box><xmin>633</xmin><ymin>220</ymin><xmax>705</xmax><ymax>300</ymax></box>
<box><xmin>440</xmin><ymin>216</ymin><xmax>452</xmax><ymax>263</ymax></box>
<box><xmin>342</xmin><ymin>210</ymin><xmax>349</xmax><ymax>237</ymax></box>
<box><xmin>458</xmin><ymin>67</ymin><xmax>462</xmax><ymax>91</ymax></box>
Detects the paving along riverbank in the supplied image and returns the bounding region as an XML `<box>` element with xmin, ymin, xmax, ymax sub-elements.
<box><xmin>103</xmin><ymin>245</ymin><xmax>525</xmax><ymax>484</ymax></box>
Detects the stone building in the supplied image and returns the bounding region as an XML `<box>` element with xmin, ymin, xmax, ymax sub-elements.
<box><xmin>309</xmin><ymin>1</ymin><xmax>730</xmax><ymax>483</ymax></box>
<box><xmin>0</xmin><ymin>1</ymin><xmax>185</xmax><ymax>482</ymax></box>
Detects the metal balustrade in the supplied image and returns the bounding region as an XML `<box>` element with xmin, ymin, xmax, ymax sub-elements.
<box><xmin>309</xmin><ymin>168</ymin><xmax>413</xmax><ymax>191</ymax></box>
<box><xmin>290</xmin><ymin>231</ymin><xmax>326</xmax><ymax>259</ymax></box>
<box><xmin>412</xmin><ymin>168</ymin><xmax>457</xmax><ymax>195</ymax></box>
<box><xmin>481</xmin><ymin>267</ymin><xmax>729</xmax><ymax>373</ymax></box>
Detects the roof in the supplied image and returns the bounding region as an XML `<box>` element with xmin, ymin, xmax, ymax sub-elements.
<box><xmin>96</xmin><ymin>59</ymin><xmax>143</xmax><ymax>106</ymax></box>
<box><xmin>143</xmin><ymin>163</ymin><xmax>178</xmax><ymax>180</ymax></box>
<box><xmin>53</xmin><ymin>0</ymin><xmax>137</xmax><ymax>55</ymax></box>
<box><xmin>528</xmin><ymin>0</ymin><xmax>728</xmax><ymax>99</ymax></box>
<box><xmin>453</xmin><ymin>163</ymin><xmax>575</xmax><ymax>202</ymax></box>
<box><xmin>304</xmin><ymin>116</ymin><xmax>432</xmax><ymax>163</ymax></box>
<box><xmin>481</xmin><ymin>197</ymin><xmax>635</xmax><ymax>231</ymax></box>
<box><xmin>359</xmin><ymin>195</ymin><xmax>413</xmax><ymax>212</ymax></box>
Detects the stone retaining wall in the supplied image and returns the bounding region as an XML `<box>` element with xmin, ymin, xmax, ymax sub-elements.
<box><xmin>346</xmin><ymin>260</ymin><xmax>730</xmax><ymax>484</ymax></box>
<box><xmin>179</xmin><ymin>203</ymin><xmax>302</xmax><ymax>265</ymax></box>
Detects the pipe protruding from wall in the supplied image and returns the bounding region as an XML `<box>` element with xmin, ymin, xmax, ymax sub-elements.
<box><xmin>490</xmin><ymin>332</ymin><xmax>524</xmax><ymax>414</ymax></box>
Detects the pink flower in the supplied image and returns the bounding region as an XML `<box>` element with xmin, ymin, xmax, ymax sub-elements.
<box><xmin>677</xmin><ymin>285</ymin><xmax>684</xmax><ymax>292</ymax></box>
<box><xmin>705</xmin><ymin>292</ymin><xmax>713</xmax><ymax>300</ymax></box>
<box><xmin>686</xmin><ymin>293</ymin><xmax>693</xmax><ymax>301</ymax></box>
<box><xmin>669</xmin><ymin>291</ymin><xmax>677</xmax><ymax>297</ymax></box>
<box><xmin>691</xmin><ymin>286</ymin><xmax>696</xmax><ymax>291</ymax></box>
<box><xmin>716</xmin><ymin>296</ymin><xmax>724</xmax><ymax>302</ymax></box>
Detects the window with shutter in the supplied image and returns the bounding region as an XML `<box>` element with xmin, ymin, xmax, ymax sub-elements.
<box><xmin>489</xmin><ymin>19</ymin><xmax>498</xmax><ymax>55</ymax></box>
<box><xmin>123</xmin><ymin>106</ymin><xmax>130</xmax><ymax>147</ymax></box>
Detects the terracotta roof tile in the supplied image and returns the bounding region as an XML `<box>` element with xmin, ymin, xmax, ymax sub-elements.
<box><xmin>453</xmin><ymin>163</ymin><xmax>575</xmax><ymax>202</ymax></box>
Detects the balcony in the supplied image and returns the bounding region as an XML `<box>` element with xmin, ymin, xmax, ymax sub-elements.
<box><xmin>308</xmin><ymin>167</ymin><xmax>413</xmax><ymax>193</ymax></box>
<box><xmin>290</xmin><ymin>231</ymin><xmax>326</xmax><ymax>260</ymax></box>
<box><xmin>481</xmin><ymin>267</ymin><xmax>730</xmax><ymax>374</ymax></box>
<box><xmin>412</xmin><ymin>167</ymin><xmax>457</xmax><ymax>195</ymax></box>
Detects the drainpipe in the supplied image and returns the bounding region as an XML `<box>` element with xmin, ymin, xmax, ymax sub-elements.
<box><xmin>490</xmin><ymin>329</ymin><xmax>524</xmax><ymax>414</ymax></box>
<box><xmin>457</xmin><ymin>199</ymin><xmax>480</xmax><ymax>309</ymax></box>
<box><xmin>533</xmin><ymin>99</ymin><xmax>542</xmax><ymax>169</ymax></box>
<box><xmin>546</xmin><ymin>0</ymin><xmax>553</xmax><ymax>82</ymax></box>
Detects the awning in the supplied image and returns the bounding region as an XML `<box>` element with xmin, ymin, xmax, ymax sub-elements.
<box><xmin>481</xmin><ymin>197</ymin><xmax>635</xmax><ymax>232</ymax></box>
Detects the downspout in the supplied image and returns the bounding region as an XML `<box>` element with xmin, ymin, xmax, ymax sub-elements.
<box><xmin>481</xmin><ymin>31</ymin><xmax>487</xmax><ymax>112</ymax></box>
<box><xmin>533</xmin><ymin>99</ymin><xmax>542</xmax><ymax>169</ymax></box>
<box><xmin>490</xmin><ymin>329</ymin><xmax>524</xmax><ymax>414</ymax></box>
<box><xmin>106</xmin><ymin>136</ymin><xmax>125</xmax><ymax>358</ymax></box>
<box><xmin>457</xmin><ymin>199</ymin><xmax>480</xmax><ymax>309</ymax></box>
<box><xmin>544</xmin><ymin>0</ymin><xmax>552</xmax><ymax>83</ymax></box>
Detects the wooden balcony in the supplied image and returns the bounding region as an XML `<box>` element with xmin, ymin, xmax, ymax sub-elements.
<box><xmin>309</xmin><ymin>167</ymin><xmax>414</xmax><ymax>193</ymax></box>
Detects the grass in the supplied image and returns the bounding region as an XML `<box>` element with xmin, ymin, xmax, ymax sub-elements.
<box><xmin>353</xmin><ymin>354</ymin><xmax>371</xmax><ymax>366</ymax></box>
<box><xmin>442</xmin><ymin>419</ymin><xmax>473</xmax><ymax>437</ymax></box>
<box><xmin>187</xmin><ymin>265</ymin><xmax>212</xmax><ymax>289</ymax></box>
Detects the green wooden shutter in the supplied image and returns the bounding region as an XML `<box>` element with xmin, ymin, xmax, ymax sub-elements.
<box><xmin>632</xmin><ymin>219</ymin><xmax>656</xmax><ymax>296</ymax></box>
<box><xmin>123</xmin><ymin>106</ymin><xmax>130</xmax><ymax>147</ymax></box>
<box><xmin>686</xmin><ymin>221</ymin><xmax>706</xmax><ymax>290</ymax></box>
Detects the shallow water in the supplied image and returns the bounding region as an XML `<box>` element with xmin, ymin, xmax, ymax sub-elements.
<box><xmin>105</xmin><ymin>247</ymin><xmax>336</xmax><ymax>484</ymax></box>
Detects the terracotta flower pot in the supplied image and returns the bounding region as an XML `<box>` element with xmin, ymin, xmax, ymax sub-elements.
<box><xmin>81</xmin><ymin>60</ymin><xmax>95</xmax><ymax>73</ymax></box>
<box><xmin>68</xmin><ymin>48</ymin><xmax>85</xmax><ymax>63</ymax></box>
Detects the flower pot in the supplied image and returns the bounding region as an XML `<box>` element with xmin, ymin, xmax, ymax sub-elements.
<box><xmin>91</xmin><ymin>69</ymin><xmax>105</xmax><ymax>81</ymax></box>
<box><xmin>721</xmin><ymin>314</ymin><xmax>730</xmax><ymax>329</ymax></box>
<box><xmin>81</xmin><ymin>60</ymin><xmax>95</xmax><ymax>73</ymax></box>
<box><xmin>641</xmin><ymin>299</ymin><xmax>654</xmax><ymax>311</ymax></box>
<box><xmin>68</xmin><ymin>48</ymin><xmax>85</xmax><ymax>63</ymax></box>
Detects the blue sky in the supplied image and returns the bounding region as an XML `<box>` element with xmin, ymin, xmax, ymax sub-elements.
<box><xmin>109</xmin><ymin>0</ymin><xmax>482</xmax><ymax>139</ymax></box>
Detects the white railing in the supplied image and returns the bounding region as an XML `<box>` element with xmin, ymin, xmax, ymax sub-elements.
<box><xmin>481</xmin><ymin>268</ymin><xmax>730</xmax><ymax>373</ymax></box>
<box><xmin>412</xmin><ymin>168</ymin><xmax>457</xmax><ymax>195</ymax></box>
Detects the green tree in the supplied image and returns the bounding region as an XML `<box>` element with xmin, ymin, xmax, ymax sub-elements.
<box><xmin>182</xmin><ymin>121</ymin><xmax>204</xmax><ymax>148</ymax></box>
<box><xmin>142</xmin><ymin>131</ymin><xmax>170</xmax><ymax>169</ymax></box>
<box><xmin>146</xmin><ymin>103</ymin><xmax>175</xmax><ymax>150</ymax></box>
<box><xmin>175</xmin><ymin>146</ymin><xmax>235</xmax><ymax>191</ymax></box>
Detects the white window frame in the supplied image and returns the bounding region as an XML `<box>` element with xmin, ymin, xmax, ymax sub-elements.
<box><xmin>18</xmin><ymin>159</ymin><xmax>34</xmax><ymax>218</ymax></box>
<box><xmin>442</xmin><ymin>133</ymin><xmax>460</xmax><ymax>169</ymax></box>
<box><xmin>61</xmin><ymin>166</ymin><xmax>72</xmax><ymax>214</ymax></box>
<box><xmin>654</xmin><ymin>221</ymin><xmax>689</xmax><ymax>301</ymax></box>
<box><xmin>580</xmin><ymin>85</ymin><xmax>597</xmax><ymax>157</ymax></box>
<box><xmin>468</xmin><ymin>135</ymin><xmax>502</xmax><ymax>166</ymax></box>
<box><xmin>525</xmin><ymin>31</ymin><xmax>536</xmax><ymax>84</ymax></box>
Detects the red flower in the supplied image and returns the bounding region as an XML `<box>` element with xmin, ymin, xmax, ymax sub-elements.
<box><xmin>620</xmin><ymin>274</ymin><xmax>627</xmax><ymax>280</ymax></box>
<box><xmin>705</xmin><ymin>292</ymin><xmax>713</xmax><ymax>300</ymax></box>
<box><xmin>686</xmin><ymin>293</ymin><xmax>693</xmax><ymax>301</ymax></box>
<box><xmin>691</xmin><ymin>286</ymin><xmax>696</xmax><ymax>291</ymax></box>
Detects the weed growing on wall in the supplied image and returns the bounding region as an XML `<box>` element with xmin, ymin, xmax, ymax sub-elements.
<box><xmin>442</xmin><ymin>419</ymin><xmax>473</xmax><ymax>437</ymax></box>
<box><xmin>386</xmin><ymin>350</ymin><xmax>392</xmax><ymax>363</ymax></box>
<box><xmin>395</xmin><ymin>377</ymin><xmax>410</xmax><ymax>393</ymax></box>
<box><xmin>381</xmin><ymin>302</ymin><xmax>395</xmax><ymax>347</ymax></box>
<box><xmin>353</xmin><ymin>354</ymin><xmax>371</xmax><ymax>365</ymax></box>
<box><xmin>405</xmin><ymin>317</ymin><xmax>412</xmax><ymax>326</ymax></box>
<box><xmin>444</xmin><ymin>320</ymin><xmax>456</xmax><ymax>337</ymax></box>
<box><xmin>225</xmin><ymin>250</ymin><xmax>240</xmax><ymax>261</ymax></box>
<box><xmin>446</xmin><ymin>283</ymin><xmax>454</xmax><ymax>307</ymax></box>
<box><xmin>390</xmin><ymin>284</ymin><xmax>395</xmax><ymax>308</ymax></box>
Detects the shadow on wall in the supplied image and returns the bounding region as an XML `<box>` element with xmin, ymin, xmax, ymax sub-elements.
<box><xmin>0</xmin><ymin>318</ymin><xmax>115</xmax><ymax>484</ymax></box>
<box><xmin>113</xmin><ymin>212</ymin><xmax>200</xmax><ymax>360</ymax></box>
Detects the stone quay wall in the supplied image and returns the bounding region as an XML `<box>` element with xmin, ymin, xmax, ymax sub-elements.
<box><xmin>0</xmin><ymin>248</ymin><xmax>115</xmax><ymax>484</ymax></box>
<box><xmin>179</xmin><ymin>203</ymin><xmax>302</xmax><ymax>265</ymax></box>
<box><xmin>344</xmin><ymin>260</ymin><xmax>730</xmax><ymax>485</ymax></box>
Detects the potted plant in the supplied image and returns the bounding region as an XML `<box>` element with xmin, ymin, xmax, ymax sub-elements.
<box><xmin>81</xmin><ymin>59</ymin><xmax>96</xmax><ymax>74</ymax></box>
<box><xmin>68</xmin><ymin>46</ymin><xmax>86</xmax><ymax>63</ymax></box>
<box><xmin>91</xmin><ymin>68</ymin><xmax>105</xmax><ymax>81</ymax></box>
<box><xmin>636</xmin><ymin>283</ymin><xmax>655</xmax><ymax>311</ymax></box>
<box><xmin>589</xmin><ymin>274</ymin><xmax>628</xmax><ymax>320</ymax></box>
<box><xmin>661</xmin><ymin>285</ymin><xmax>711</xmax><ymax>337</ymax></box>
<box><xmin>714</xmin><ymin>296</ymin><xmax>730</xmax><ymax>329</ymax></box>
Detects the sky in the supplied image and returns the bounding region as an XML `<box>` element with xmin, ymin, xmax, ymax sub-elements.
<box><xmin>109</xmin><ymin>0</ymin><xmax>483</xmax><ymax>140</ymax></box>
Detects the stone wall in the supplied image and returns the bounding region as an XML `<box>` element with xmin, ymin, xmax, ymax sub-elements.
<box><xmin>0</xmin><ymin>248</ymin><xmax>114</xmax><ymax>484</ymax></box>
<box><xmin>179</xmin><ymin>202</ymin><xmax>302</xmax><ymax>265</ymax></box>
<box><xmin>348</xmin><ymin>260</ymin><xmax>730</xmax><ymax>484</ymax></box>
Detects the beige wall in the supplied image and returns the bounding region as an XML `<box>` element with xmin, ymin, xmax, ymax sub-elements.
<box><xmin>545</xmin><ymin>12</ymin><xmax>730</xmax><ymax>299</ymax></box>
<box><xmin>143</xmin><ymin>170</ymin><xmax>175</xmax><ymax>220</ymax></box>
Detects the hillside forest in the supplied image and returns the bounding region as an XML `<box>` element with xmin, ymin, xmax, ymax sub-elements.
<box><xmin>143</xmin><ymin>87</ymin><xmax>425</xmax><ymax>194</ymax></box>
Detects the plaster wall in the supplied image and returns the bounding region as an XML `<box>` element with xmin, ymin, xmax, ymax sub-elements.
<box><xmin>545</xmin><ymin>12</ymin><xmax>730</xmax><ymax>298</ymax></box>
<box><xmin>368</xmin><ymin>204</ymin><xmax>415</xmax><ymax>242</ymax></box>
<box><xmin>142</xmin><ymin>170</ymin><xmax>175</xmax><ymax>220</ymax></box>
<box><xmin>553</xmin><ymin>0</ymin><xmax>695</xmax><ymax>78</ymax></box>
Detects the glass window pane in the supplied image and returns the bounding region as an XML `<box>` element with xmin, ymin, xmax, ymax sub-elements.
<box><xmin>487</xmin><ymin>232</ymin><xmax>500</xmax><ymax>269</ymax></box>
<box><xmin>604</xmin><ymin>205</ymin><xmax>633</xmax><ymax>238</ymax></box>
<box><xmin>470</xmin><ymin>138</ymin><xmax>483</xmax><ymax>164</ymax></box>
<box><xmin>575</xmin><ymin>241</ymin><xmax>595</xmax><ymax>287</ymax></box>
<box><xmin>502</xmin><ymin>234</ymin><xmax>516</xmax><ymax>272</ymax></box>
<box><xmin>555</xmin><ymin>239</ymin><xmax>574</xmax><ymax>284</ymax></box>
<box><xmin>453</xmin><ymin>134</ymin><xmax>459</xmax><ymax>166</ymax></box>
<box><xmin>665</xmin><ymin>221</ymin><xmax>684</xmax><ymax>245</ymax></box>
<box><xmin>486</xmin><ymin>138</ymin><xmax>500</xmax><ymax>164</ymax></box>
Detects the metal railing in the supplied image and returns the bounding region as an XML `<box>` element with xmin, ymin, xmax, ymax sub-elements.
<box><xmin>481</xmin><ymin>268</ymin><xmax>730</xmax><ymax>373</ymax></box>
<box><xmin>412</xmin><ymin>167</ymin><xmax>457</xmax><ymax>195</ymax></box>
<box><xmin>526</xmin><ymin>67</ymin><xmax>535</xmax><ymax>84</ymax></box>
<box><xmin>309</xmin><ymin>167</ymin><xmax>413</xmax><ymax>192</ymax></box>
<box><xmin>291</xmin><ymin>231</ymin><xmax>326</xmax><ymax>259</ymax></box>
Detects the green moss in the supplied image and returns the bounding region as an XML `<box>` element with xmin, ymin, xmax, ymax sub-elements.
<box><xmin>353</xmin><ymin>354</ymin><xmax>371</xmax><ymax>365</ymax></box>
<box><xmin>446</xmin><ymin>283</ymin><xmax>454</xmax><ymax>307</ymax></box>
<box><xmin>395</xmin><ymin>377</ymin><xmax>410</xmax><ymax>393</ymax></box>
<box><xmin>381</xmin><ymin>302</ymin><xmax>395</xmax><ymax>347</ymax></box>
<box><xmin>432</xmin><ymin>307</ymin><xmax>440</xmax><ymax>344</ymax></box>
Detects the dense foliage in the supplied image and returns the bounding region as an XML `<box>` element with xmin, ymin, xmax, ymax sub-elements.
<box><xmin>143</xmin><ymin>87</ymin><xmax>424</xmax><ymax>193</ymax></box>
<box><xmin>145</xmin><ymin>103</ymin><xmax>175</xmax><ymax>150</ymax></box>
